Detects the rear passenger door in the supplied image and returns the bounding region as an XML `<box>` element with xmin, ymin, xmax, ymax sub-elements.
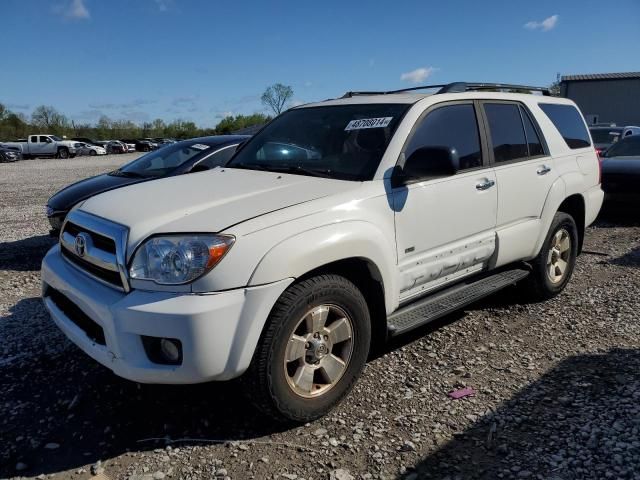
<box><xmin>479</xmin><ymin>101</ymin><xmax>558</xmax><ymax>265</ymax></box>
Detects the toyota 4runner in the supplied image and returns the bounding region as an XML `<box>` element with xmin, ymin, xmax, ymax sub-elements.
<box><xmin>42</xmin><ymin>82</ymin><xmax>604</xmax><ymax>422</ymax></box>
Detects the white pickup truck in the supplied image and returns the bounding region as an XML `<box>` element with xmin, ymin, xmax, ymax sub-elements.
<box><xmin>42</xmin><ymin>82</ymin><xmax>603</xmax><ymax>422</ymax></box>
<box><xmin>2</xmin><ymin>134</ymin><xmax>78</xmax><ymax>159</ymax></box>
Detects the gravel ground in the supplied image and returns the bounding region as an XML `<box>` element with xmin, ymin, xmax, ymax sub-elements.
<box><xmin>1</xmin><ymin>156</ymin><xmax>639</xmax><ymax>480</ymax></box>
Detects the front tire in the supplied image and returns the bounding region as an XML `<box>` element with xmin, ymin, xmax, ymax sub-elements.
<box><xmin>243</xmin><ymin>274</ymin><xmax>371</xmax><ymax>423</ymax></box>
<box><xmin>524</xmin><ymin>212</ymin><xmax>578</xmax><ymax>301</ymax></box>
<box><xmin>57</xmin><ymin>148</ymin><xmax>69</xmax><ymax>159</ymax></box>
<box><xmin>89</xmin><ymin>150</ymin><xmax>97</xmax><ymax>156</ymax></box>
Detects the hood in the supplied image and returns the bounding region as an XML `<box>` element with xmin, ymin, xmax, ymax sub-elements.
<box><xmin>601</xmin><ymin>157</ymin><xmax>640</xmax><ymax>175</ymax></box>
<box><xmin>48</xmin><ymin>173</ymin><xmax>147</xmax><ymax>211</ymax></box>
<box><xmin>79</xmin><ymin>168</ymin><xmax>358</xmax><ymax>249</ymax></box>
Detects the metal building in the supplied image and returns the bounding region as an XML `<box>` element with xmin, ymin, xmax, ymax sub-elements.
<box><xmin>560</xmin><ymin>72</ymin><xmax>640</xmax><ymax>126</ymax></box>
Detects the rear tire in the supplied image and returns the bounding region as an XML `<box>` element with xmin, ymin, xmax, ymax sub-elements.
<box><xmin>524</xmin><ymin>212</ymin><xmax>578</xmax><ymax>301</ymax></box>
<box><xmin>242</xmin><ymin>274</ymin><xmax>371</xmax><ymax>423</ymax></box>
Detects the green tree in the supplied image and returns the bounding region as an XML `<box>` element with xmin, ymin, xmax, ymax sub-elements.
<box><xmin>261</xmin><ymin>83</ymin><xmax>293</xmax><ymax>116</ymax></box>
<box><xmin>31</xmin><ymin>105</ymin><xmax>69</xmax><ymax>134</ymax></box>
<box><xmin>214</xmin><ymin>113</ymin><xmax>270</xmax><ymax>134</ymax></box>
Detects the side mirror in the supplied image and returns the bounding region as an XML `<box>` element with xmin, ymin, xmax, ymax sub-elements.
<box><xmin>395</xmin><ymin>146</ymin><xmax>460</xmax><ymax>185</ymax></box>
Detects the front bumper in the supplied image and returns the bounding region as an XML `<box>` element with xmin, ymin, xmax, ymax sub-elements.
<box><xmin>41</xmin><ymin>245</ymin><xmax>292</xmax><ymax>384</ymax></box>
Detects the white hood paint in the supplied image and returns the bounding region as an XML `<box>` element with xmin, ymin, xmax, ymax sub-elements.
<box><xmin>80</xmin><ymin>168</ymin><xmax>358</xmax><ymax>250</ymax></box>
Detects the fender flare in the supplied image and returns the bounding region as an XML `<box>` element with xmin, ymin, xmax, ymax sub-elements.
<box><xmin>248</xmin><ymin>221</ymin><xmax>398</xmax><ymax>314</ymax></box>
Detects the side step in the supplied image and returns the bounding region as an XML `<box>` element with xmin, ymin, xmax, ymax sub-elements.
<box><xmin>387</xmin><ymin>268</ymin><xmax>530</xmax><ymax>337</ymax></box>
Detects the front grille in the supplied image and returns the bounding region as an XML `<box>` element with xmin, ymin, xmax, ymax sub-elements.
<box><xmin>63</xmin><ymin>221</ymin><xmax>116</xmax><ymax>254</ymax></box>
<box><xmin>61</xmin><ymin>247</ymin><xmax>124</xmax><ymax>288</ymax></box>
<box><xmin>59</xmin><ymin>210</ymin><xmax>129</xmax><ymax>292</ymax></box>
<box><xmin>47</xmin><ymin>287</ymin><xmax>106</xmax><ymax>345</ymax></box>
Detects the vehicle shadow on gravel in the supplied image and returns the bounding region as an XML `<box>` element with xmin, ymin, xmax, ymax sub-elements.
<box><xmin>0</xmin><ymin>235</ymin><xmax>55</xmax><ymax>271</ymax></box>
<box><xmin>398</xmin><ymin>348</ymin><xmax>640</xmax><ymax>479</ymax></box>
<box><xmin>0</xmin><ymin>299</ymin><xmax>290</xmax><ymax>478</ymax></box>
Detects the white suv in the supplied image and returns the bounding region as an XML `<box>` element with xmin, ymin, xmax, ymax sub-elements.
<box><xmin>42</xmin><ymin>82</ymin><xmax>603</xmax><ymax>422</ymax></box>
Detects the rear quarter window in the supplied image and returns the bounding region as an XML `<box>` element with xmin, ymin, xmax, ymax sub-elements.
<box><xmin>539</xmin><ymin>103</ymin><xmax>591</xmax><ymax>149</ymax></box>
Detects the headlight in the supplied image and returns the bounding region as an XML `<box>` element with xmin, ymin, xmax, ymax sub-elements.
<box><xmin>129</xmin><ymin>234</ymin><xmax>234</xmax><ymax>285</ymax></box>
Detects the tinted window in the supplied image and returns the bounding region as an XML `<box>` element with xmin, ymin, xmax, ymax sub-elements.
<box><xmin>605</xmin><ymin>136</ymin><xmax>640</xmax><ymax>157</ymax></box>
<box><xmin>539</xmin><ymin>103</ymin><xmax>591</xmax><ymax>149</ymax></box>
<box><xmin>228</xmin><ymin>104</ymin><xmax>409</xmax><ymax>181</ymax></box>
<box><xmin>200</xmin><ymin>145</ymin><xmax>237</xmax><ymax>168</ymax></box>
<box><xmin>39</xmin><ymin>136</ymin><xmax>50</xmax><ymax>143</ymax></box>
<box><xmin>520</xmin><ymin>106</ymin><xmax>545</xmax><ymax>157</ymax></box>
<box><xmin>484</xmin><ymin>103</ymin><xmax>528</xmax><ymax>162</ymax></box>
<box><xmin>30</xmin><ymin>136</ymin><xmax>37</xmax><ymax>143</ymax></box>
<box><xmin>406</xmin><ymin>104</ymin><xmax>482</xmax><ymax>170</ymax></box>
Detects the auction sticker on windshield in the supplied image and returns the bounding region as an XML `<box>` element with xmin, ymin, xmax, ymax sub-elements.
<box><xmin>191</xmin><ymin>144</ymin><xmax>211</xmax><ymax>150</ymax></box>
<box><xmin>345</xmin><ymin>117</ymin><xmax>393</xmax><ymax>131</ymax></box>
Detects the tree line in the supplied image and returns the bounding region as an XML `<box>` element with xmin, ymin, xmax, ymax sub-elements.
<box><xmin>0</xmin><ymin>104</ymin><xmax>272</xmax><ymax>141</ymax></box>
<box><xmin>0</xmin><ymin>82</ymin><xmax>296</xmax><ymax>141</ymax></box>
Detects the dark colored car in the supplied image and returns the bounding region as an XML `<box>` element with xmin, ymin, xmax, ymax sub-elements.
<box><xmin>46</xmin><ymin>135</ymin><xmax>249</xmax><ymax>234</ymax></box>
<box><xmin>121</xmin><ymin>138</ymin><xmax>157</xmax><ymax>152</ymax></box>
<box><xmin>105</xmin><ymin>140</ymin><xmax>127</xmax><ymax>154</ymax></box>
<box><xmin>600</xmin><ymin>135</ymin><xmax>640</xmax><ymax>198</ymax></box>
<box><xmin>0</xmin><ymin>145</ymin><xmax>22</xmax><ymax>162</ymax></box>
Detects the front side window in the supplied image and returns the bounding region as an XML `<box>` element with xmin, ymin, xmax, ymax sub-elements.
<box><xmin>227</xmin><ymin>104</ymin><xmax>409</xmax><ymax>181</ymax></box>
<box><xmin>484</xmin><ymin>103</ymin><xmax>528</xmax><ymax>163</ymax></box>
<box><xmin>405</xmin><ymin>104</ymin><xmax>483</xmax><ymax>170</ymax></box>
<box><xmin>539</xmin><ymin>103</ymin><xmax>591</xmax><ymax>149</ymax></box>
<box><xmin>39</xmin><ymin>136</ymin><xmax>50</xmax><ymax>143</ymax></box>
<box><xmin>605</xmin><ymin>136</ymin><xmax>640</xmax><ymax>157</ymax></box>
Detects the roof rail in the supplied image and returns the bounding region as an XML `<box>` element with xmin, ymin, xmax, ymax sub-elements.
<box><xmin>341</xmin><ymin>82</ymin><xmax>551</xmax><ymax>98</ymax></box>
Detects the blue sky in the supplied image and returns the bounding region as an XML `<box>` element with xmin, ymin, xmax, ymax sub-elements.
<box><xmin>1</xmin><ymin>0</ymin><xmax>639</xmax><ymax>127</ymax></box>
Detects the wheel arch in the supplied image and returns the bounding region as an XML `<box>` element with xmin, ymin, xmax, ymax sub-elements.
<box><xmin>557</xmin><ymin>194</ymin><xmax>586</xmax><ymax>254</ymax></box>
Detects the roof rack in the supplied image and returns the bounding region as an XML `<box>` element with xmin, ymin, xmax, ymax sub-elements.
<box><xmin>341</xmin><ymin>82</ymin><xmax>551</xmax><ymax>98</ymax></box>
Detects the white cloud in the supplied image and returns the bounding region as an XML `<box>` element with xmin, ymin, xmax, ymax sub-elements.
<box><xmin>215</xmin><ymin>111</ymin><xmax>234</xmax><ymax>119</ymax></box>
<box><xmin>400</xmin><ymin>67</ymin><xmax>436</xmax><ymax>84</ymax></box>
<box><xmin>155</xmin><ymin>0</ymin><xmax>172</xmax><ymax>12</ymax></box>
<box><xmin>64</xmin><ymin>0</ymin><xmax>90</xmax><ymax>19</ymax></box>
<box><xmin>524</xmin><ymin>14</ymin><xmax>559</xmax><ymax>32</ymax></box>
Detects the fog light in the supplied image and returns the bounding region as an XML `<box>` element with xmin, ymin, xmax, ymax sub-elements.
<box><xmin>160</xmin><ymin>338</ymin><xmax>181</xmax><ymax>362</ymax></box>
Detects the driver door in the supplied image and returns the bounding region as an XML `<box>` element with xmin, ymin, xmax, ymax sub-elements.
<box><xmin>393</xmin><ymin>101</ymin><xmax>498</xmax><ymax>303</ymax></box>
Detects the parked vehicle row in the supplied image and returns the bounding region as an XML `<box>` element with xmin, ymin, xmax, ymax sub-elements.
<box><xmin>41</xmin><ymin>82</ymin><xmax>603</xmax><ymax>423</ymax></box>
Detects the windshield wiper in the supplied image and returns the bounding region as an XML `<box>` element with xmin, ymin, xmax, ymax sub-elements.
<box><xmin>230</xmin><ymin>163</ymin><xmax>332</xmax><ymax>178</ymax></box>
<box><xmin>109</xmin><ymin>169</ymin><xmax>147</xmax><ymax>178</ymax></box>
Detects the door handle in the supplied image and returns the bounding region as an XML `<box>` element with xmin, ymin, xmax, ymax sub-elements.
<box><xmin>475</xmin><ymin>179</ymin><xmax>495</xmax><ymax>191</ymax></box>
<box><xmin>537</xmin><ymin>165</ymin><xmax>551</xmax><ymax>175</ymax></box>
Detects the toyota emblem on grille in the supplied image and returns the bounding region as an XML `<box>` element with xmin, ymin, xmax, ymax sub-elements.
<box><xmin>74</xmin><ymin>233</ymin><xmax>89</xmax><ymax>257</ymax></box>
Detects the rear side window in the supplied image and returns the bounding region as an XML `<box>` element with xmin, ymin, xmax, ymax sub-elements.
<box><xmin>200</xmin><ymin>145</ymin><xmax>237</xmax><ymax>168</ymax></box>
<box><xmin>406</xmin><ymin>104</ymin><xmax>483</xmax><ymax>170</ymax></box>
<box><xmin>539</xmin><ymin>103</ymin><xmax>591</xmax><ymax>149</ymax></box>
<box><xmin>520</xmin><ymin>107</ymin><xmax>545</xmax><ymax>157</ymax></box>
<box><xmin>484</xmin><ymin>103</ymin><xmax>528</xmax><ymax>163</ymax></box>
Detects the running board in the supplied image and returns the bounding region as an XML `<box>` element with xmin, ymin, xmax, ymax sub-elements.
<box><xmin>387</xmin><ymin>268</ymin><xmax>530</xmax><ymax>337</ymax></box>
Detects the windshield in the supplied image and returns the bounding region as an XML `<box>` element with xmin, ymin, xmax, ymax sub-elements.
<box><xmin>50</xmin><ymin>135</ymin><xmax>63</xmax><ymax>141</ymax></box>
<box><xmin>590</xmin><ymin>128</ymin><xmax>621</xmax><ymax>144</ymax></box>
<box><xmin>605</xmin><ymin>136</ymin><xmax>640</xmax><ymax>157</ymax></box>
<box><xmin>227</xmin><ymin>104</ymin><xmax>409</xmax><ymax>181</ymax></box>
<box><xmin>118</xmin><ymin>141</ymin><xmax>214</xmax><ymax>177</ymax></box>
